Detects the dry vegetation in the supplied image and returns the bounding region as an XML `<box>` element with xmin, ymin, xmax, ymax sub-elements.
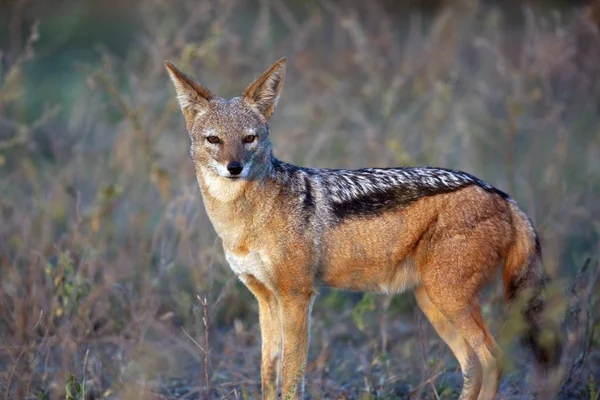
<box><xmin>1</xmin><ymin>0</ymin><xmax>599</xmax><ymax>399</ymax></box>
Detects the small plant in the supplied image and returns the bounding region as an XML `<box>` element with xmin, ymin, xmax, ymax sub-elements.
<box><xmin>589</xmin><ymin>374</ymin><xmax>597</xmax><ymax>400</ymax></box>
<box><xmin>65</xmin><ymin>373</ymin><xmax>84</xmax><ymax>400</ymax></box>
<box><xmin>34</xmin><ymin>389</ymin><xmax>50</xmax><ymax>400</ymax></box>
<box><xmin>44</xmin><ymin>251</ymin><xmax>91</xmax><ymax>320</ymax></box>
<box><xmin>352</xmin><ymin>293</ymin><xmax>377</xmax><ymax>332</ymax></box>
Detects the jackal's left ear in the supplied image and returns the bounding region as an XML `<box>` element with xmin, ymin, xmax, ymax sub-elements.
<box><xmin>243</xmin><ymin>57</ymin><xmax>286</xmax><ymax>120</ymax></box>
<box><xmin>165</xmin><ymin>61</ymin><xmax>214</xmax><ymax>125</ymax></box>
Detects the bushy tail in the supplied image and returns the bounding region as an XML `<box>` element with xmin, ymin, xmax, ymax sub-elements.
<box><xmin>503</xmin><ymin>201</ymin><xmax>561</xmax><ymax>368</ymax></box>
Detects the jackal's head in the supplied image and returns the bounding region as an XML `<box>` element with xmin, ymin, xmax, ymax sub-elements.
<box><xmin>165</xmin><ymin>58</ymin><xmax>286</xmax><ymax>181</ymax></box>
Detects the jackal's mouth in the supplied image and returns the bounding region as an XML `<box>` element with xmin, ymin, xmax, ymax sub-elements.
<box><xmin>225</xmin><ymin>176</ymin><xmax>241</xmax><ymax>180</ymax></box>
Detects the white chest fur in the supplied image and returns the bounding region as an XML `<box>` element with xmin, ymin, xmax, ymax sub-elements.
<box><xmin>225</xmin><ymin>250</ymin><xmax>270</xmax><ymax>283</ymax></box>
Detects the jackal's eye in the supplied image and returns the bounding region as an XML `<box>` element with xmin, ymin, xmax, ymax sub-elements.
<box><xmin>243</xmin><ymin>135</ymin><xmax>256</xmax><ymax>144</ymax></box>
<box><xmin>206</xmin><ymin>136</ymin><xmax>220</xmax><ymax>144</ymax></box>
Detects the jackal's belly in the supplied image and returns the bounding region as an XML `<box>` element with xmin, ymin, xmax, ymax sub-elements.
<box><xmin>319</xmin><ymin>255</ymin><xmax>420</xmax><ymax>294</ymax></box>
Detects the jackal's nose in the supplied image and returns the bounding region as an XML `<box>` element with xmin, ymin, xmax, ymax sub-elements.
<box><xmin>227</xmin><ymin>161</ymin><xmax>243</xmax><ymax>176</ymax></box>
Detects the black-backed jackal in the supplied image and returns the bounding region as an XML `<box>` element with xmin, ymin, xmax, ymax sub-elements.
<box><xmin>165</xmin><ymin>58</ymin><xmax>560</xmax><ymax>399</ymax></box>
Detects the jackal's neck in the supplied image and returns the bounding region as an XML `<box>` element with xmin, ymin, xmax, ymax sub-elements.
<box><xmin>195</xmin><ymin>157</ymin><xmax>286</xmax><ymax>244</ymax></box>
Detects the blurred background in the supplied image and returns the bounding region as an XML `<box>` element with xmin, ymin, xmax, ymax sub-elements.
<box><xmin>1</xmin><ymin>0</ymin><xmax>599</xmax><ymax>398</ymax></box>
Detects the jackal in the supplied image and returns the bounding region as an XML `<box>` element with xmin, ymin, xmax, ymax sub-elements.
<box><xmin>165</xmin><ymin>58</ymin><xmax>560</xmax><ymax>399</ymax></box>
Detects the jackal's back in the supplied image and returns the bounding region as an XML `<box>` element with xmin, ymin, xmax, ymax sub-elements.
<box><xmin>272</xmin><ymin>159</ymin><xmax>509</xmax><ymax>224</ymax></box>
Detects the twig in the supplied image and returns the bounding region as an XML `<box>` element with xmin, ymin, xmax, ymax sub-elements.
<box><xmin>4</xmin><ymin>348</ymin><xmax>24</xmax><ymax>400</ymax></box>
<box><xmin>0</xmin><ymin>118</ymin><xmax>28</xmax><ymax>150</ymax></box>
<box><xmin>0</xmin><ymin>105</ymin><xmax>61</xmax><ymax>149</ymax></box>
<box><xmin>197</xmin><ymin>295</ymin><xmax>212</xmax><ymax>396</ymax></box>
<box><xmin>210</xmin><ymin>274</ymin><xmax>238</xmax><ymax>320</ymax></box>
<box><xmin>82</xmin><ymin>348</ymin><xmax>90</xmax><ymax>398</ymax></box>
<box><xmin>221</xmin><ymin>389</ymin><xmax>237</xmax><ymax>400</ymax></box>
<box><xmin>8</xmin><ymin>0</ymin><xmax>27</xmax><ymax>65</ymax></box>
<box><xmin>408</xmin><ymin>372</ymin><xmax>444</xmax><ymax>398</ymax></box>
<box><xmin>181</xmin><ymin>327</ymin><xmax>206</xmax><ymax>353</ymax></box>
<box><xmin>563</xmin><ymin>259</ymin><xmax>598</xmax><ymax>386</ymax></box>
<box><xmin>219</xmin><ymin>380</ymin><xmax>260</xmax><ymax>387</ymax></box>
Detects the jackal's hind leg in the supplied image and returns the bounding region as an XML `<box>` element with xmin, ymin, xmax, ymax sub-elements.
<box><xmin>415</xmin><ymin>286</ymin><xmax>482</xmax><ymax>400</ymax></box>
<box><xmin>470</xmin><ymin>306</ymin><xmax>502</xmax><ymax>400</ymax></box>
<box><xmin>423</xmin><ymin>285</ymin><xmax>502</xmax><ymax>400</ymax></box>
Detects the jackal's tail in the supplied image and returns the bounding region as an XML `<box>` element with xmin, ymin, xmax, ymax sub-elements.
<box><xmin>503</xmin><ymin>200</ymin><xmax>561</xmax><ymax>368</ymax></box>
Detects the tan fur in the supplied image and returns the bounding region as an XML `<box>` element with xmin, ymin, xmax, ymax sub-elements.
<box><xmin>165</xmin><ymin>58</ymin><xmax>552</xmax><ymax>399</ymax></box>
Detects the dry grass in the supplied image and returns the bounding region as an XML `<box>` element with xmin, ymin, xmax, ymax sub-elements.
<box><xmin>1</xmin><ymin>0</ymin><xmax>599</xmax><ymax>398</ymax></box>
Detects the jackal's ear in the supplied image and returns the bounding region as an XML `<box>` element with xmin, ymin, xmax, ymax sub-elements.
<box><xmin>243</xmin><ymin>57</ymin><xmax>286</xmax><ymax>120</ymax></box>
<box><xmin>165</xmin><ymin>61</ymin><xmax>214</xmax><ymax>124</ymax></box>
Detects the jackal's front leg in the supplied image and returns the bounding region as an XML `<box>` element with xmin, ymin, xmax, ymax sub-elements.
<box><xmin>258</xmin><ymin>293</ymin><xmax>282</xmax><ymax>398</ymax></box>
<box><xmin>242</xmin><ymin>275</ymin><xmax>282</xmax><ymax>399</ymax></box>
<box><xmin>279</xmin><ymin>291</ymin><xmax>314</xmax><ymax>400</ymax></box>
